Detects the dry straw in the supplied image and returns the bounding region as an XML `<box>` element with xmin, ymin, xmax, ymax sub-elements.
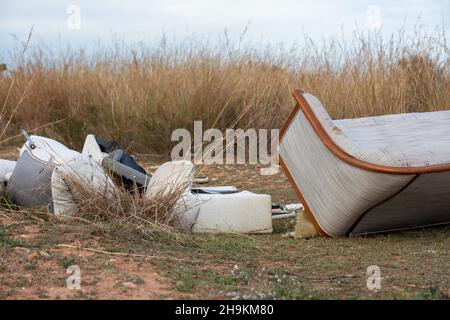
<box><xmin>0</xmin><ymin>25</ymin><xmax>448</xmax><ymax>153</ymax></box>
<box><xmin>55</xmin><ymin>169</ymin><xmax>191</xmax><ymax>238</ymax></box>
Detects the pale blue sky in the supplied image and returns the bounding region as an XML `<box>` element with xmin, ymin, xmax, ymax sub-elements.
<box><xmin>1</xmin><ymin>0</ymin><xmax>449</xmax><ymax>58</ymax></box>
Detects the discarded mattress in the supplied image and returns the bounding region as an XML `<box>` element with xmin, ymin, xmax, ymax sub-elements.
<box><xmin>279</xmin><ymin>89</ymin><xmax>450</xmax><ymax>237</ymax></box>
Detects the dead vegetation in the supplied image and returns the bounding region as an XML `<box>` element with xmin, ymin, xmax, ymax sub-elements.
<box><xmin>0</xmin><ymin>173</ymin><xmax>192</xmax><ymax>249</ymax></box>
<box><xmin>0</xmin><ymin>26</ymin><xmax>448</xmax><ymax>152</ymax></box>
<box><xmin>61</xmin><ymin>175</ymin><xmax>185</xmax><ymax>238</ymax></box>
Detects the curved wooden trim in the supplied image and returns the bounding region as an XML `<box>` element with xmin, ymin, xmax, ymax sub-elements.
<box><xmin>278</xmin><ymin>157</ymin><xmax>330</xmax><ymax>237</ymax></box>
<box><xmin>279</xmin><ymin>91</ymin><xmax>305</xmax><ymax>140</ymax></box>
<box><xmin>289</xmin><ymin>89</ymin><xmax>450</xmax><ymax>174</ymax></box>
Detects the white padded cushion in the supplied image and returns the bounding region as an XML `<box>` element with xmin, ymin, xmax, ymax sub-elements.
<box><xmin>145</xmin><ymin>160</ymin><xmax>194</xmax><ymax>198</ymax></box>
<box><xmin>303</xmin><ymin>93</ymin><xmax>450</xmax><ymax>167</ymax></box>
<box><xmin>176</xmin><ymin>191</ymin><xmax>272</xmax><ymax>234</ymax></box>
<box><xmin>0</xmin><ymin>159</ymin><xmax>16</xmax><ymax>183</ymax></box>
<box><xmin>51</xmin><ymin>154</ymin><xmax>116</xmax><ymax>215</ymax></box>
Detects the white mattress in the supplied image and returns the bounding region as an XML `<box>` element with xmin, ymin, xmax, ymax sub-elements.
<box><xmin>303</xmin><ymin>93</ymin><xmax>450</xmax><ymax>167</ymax></box>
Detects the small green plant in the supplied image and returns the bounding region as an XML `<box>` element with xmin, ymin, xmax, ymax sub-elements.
<box><xmin>60</xmin><ymin>254</ymin><xmax>77</xmax><ymax>269</ymax></box>
<box><xmin>24</xmin><ymin>260</ymin><xmax>37</xmax><ymax>270</ymax></box>
<box><xmin>13</xmin><ymin>277</ymin><xmax>30</xmax><ymax>288</ymax></box>
<box><xmin>126</xmin><ymin>274</ymin><xmax>145</xmax><ymax>285</ymax></box>
<box><xmin>36</xmin><ymin>288</ymin><xmax>50</xmax><ymax>299</ymax></box>
<box><xmin>0</xmin><ymin>225</ymin><xmax>30</xmax><ymax>249</ymax></box>
<box><xmin>414</xmin><ymin>286</ymin><xmax>446</xmax><ymax>300</ymax></box>
<box><xmin>172</xmin><ymin>266</ymin><xmax>196</xmax><ymax>292</ymax></box>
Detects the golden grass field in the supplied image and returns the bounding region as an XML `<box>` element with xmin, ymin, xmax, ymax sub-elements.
<box><xmin>0</xmin><ymin>27</ymin><xmax>449</xmax><ymax>299</ymax></box>
<box><xmin>1</xmin><ymin>27</ymin><xmax>449</xmax><ymax>152</ymax></box>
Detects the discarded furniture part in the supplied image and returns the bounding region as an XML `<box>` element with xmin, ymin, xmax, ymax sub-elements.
<box><xmin>271</xmin><ymin>203</ymin><xmax>303</xmax><ymax>219</ymax></box>
<box><xmin>0</xmin><ymin>159</ymin><xmax>16</xmax><ymax>184</ymax></box>
<box><xmin>82</xmin><ymin>134</ymin><xmax>150</xmax><ymax>191</ymax></box>
<box><xmin>279</xmin><ymin>89</ymin><xmax>450</xmax><ymax>237</ymax></box>
<box><xmin>83</xmin><ymin>134</ymin><xmax>273</xmax><ymax>234</ymax></box>
<box><xmin>145</xmin><ymin>160</ymin><xmax>194</xmax><ymax>198</ymax></box>
<box><xmin>271</xmin><ymin>211</ymin><xmax>296</xmax><ymax>220</ymax></box>
<box><xmin>4</xmin><ymin>133</ymin><xmax>273</xmax><ymax>234</ymax></box>
<box><xmin>102</xmin><ymin>152</ymin><xmax>152</xmax><ymax>188</ymax></box>
<box><xmin>191</xmin><ymin>186</ymin><xmax>238</xmax><ymax>194</ymax></box>
<box><xmin>51</xmin><ymin>155</ymin><xmax>116</xmax><ymax>215</ymax></box>
<box><xmin>82</xmin><ymin>134</ymin><xmax>106</xmax><ymax>164</ymax></box>
<box><xmin>83</xmin><ymin>135</ymin><xmax>205</xmax><ymax>190</ymax></box>
<box><xmin>144</xmin><ymin>160</ymin><xmax>273</xmax><ymax>233</ymax></box>
<box><xmin>7</xmin><ymin>135</ymin><xmax>115</xmax><ymax>214</ymax></box>
<box><xmin>176</xmin><ymin>191</ymin><xmax>273</xmax><ymax>234</ymax></box>
<box><xmin>193</xmin><ymin>175</ymin><xmax>209</xmax><ymax>184</ymax></box>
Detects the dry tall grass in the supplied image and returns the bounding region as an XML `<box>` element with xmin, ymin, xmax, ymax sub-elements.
<box><xmin>0</xmin><ymin>26</ymin><xmax>448</xmax><ymax>153</ymax></box>
<box><xmin>0</xmin><ymin>171</ymin><xmax>188</xmax><ymax>242</ymax></box>
<box><xmin>60</xmin><ymin>175</ymin><xmax>185</xmax><ymax>239</ymax></box>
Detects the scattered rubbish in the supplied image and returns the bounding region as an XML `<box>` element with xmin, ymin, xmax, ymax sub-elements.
<box><xmin>191</xmin><ymin>186</ymin><xmax>237</xmax><ymax>194</ymax></box>
<box><xmin>1</xmin><ymin>131</ymin><xmax>286</xmax><ymax>234</ymax></box>
<box><xmin>260</xmin><ymin>164</ymin><xmax>281</xmax><ymax>176</ymax></box>
<box><xmin>6</xmin><ymin>134</ymin><xmax>115</xmax><ymax>215</ymax></box>
<box><xmin>271</xmin><ymin>203</ymin><xmax>303</xmax><ymax>220</ymax></box>
<box><xmin>193</xmin><ymin>176</ymin><xmax>209</xmax><ymax>184</ymax></box>
<box><xmin>0</xmin><ymin>159</ymin><xmax>15</xmax><ymax>191</ymax></box>
<box><xmin>177</xmin><ymin>187</ymin><xmax>272</xmax><ymax>233</ymax></box>
<box><xmin>39</xmin><ymin>251</ymin><xmax>51</xmax><ymax>258</ymax></box>
<box><xmin>284</xmin><ymin>203</ymin><xmax>304</xmax><ymax>212</ymax></box>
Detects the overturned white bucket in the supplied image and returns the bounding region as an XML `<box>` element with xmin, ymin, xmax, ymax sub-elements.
<box><xmin>145</xmin><ymin>160</ymin><xmax>273</xmax><ymax>234</ymax></box>
<box><xmin>178</xmin><ymin>191</ymin><xmax>273</xmax><ymax>234</ymax></box>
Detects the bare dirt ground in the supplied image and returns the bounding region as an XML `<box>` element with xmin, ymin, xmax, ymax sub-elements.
<box><xmin>0</xmin><ymin>148</ymin><xmax>449</xmax><ymax>299</ymax></box>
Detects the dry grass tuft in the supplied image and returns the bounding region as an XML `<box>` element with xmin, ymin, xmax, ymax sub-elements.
<box><xmin>0</xmin><ymin>170</ymin><xmax>190</xmax><ymax>242</ymax></box>
<box><xmin>58</xmin><ymin>173</ymin><xmax>189</xmax><ymax>240</ymax></box>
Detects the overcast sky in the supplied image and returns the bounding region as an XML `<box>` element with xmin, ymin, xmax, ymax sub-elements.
<box><xmin>1</xmin><ymin>0</ymin><xmax>449</xmax><ymax>58</ymax></box>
